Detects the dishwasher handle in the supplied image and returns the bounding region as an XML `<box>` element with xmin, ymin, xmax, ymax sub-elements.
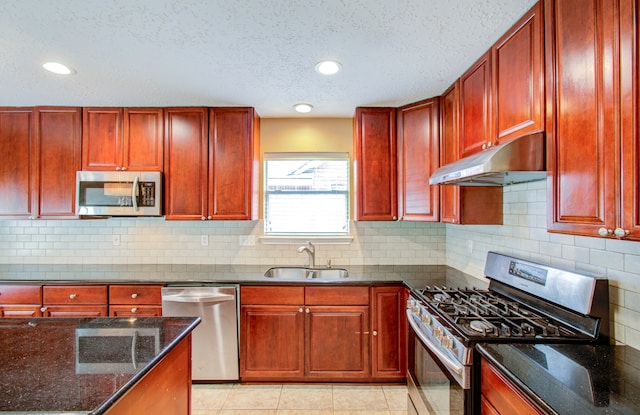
<box><xmin>162</xmin><ymin>293</ymin><xmax>235</xmax><ymax>304</ymax></box>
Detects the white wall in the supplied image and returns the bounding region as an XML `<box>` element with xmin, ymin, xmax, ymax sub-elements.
<box><xmin>445</xmin><ymin>180</ymin><xmax>640</xmax><ymax>350</ymax></box>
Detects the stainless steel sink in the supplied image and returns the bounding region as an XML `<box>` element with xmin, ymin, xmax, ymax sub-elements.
<box><xmin>264</xmin><ymin>267</ymin><xmax>349</xmax><ymax>280</ymax></box>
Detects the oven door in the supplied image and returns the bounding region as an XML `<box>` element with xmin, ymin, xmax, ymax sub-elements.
<box><xmin>407</xmin><ymin>310</ymin><xmax>473</xmax><ymax>415</ymax></box>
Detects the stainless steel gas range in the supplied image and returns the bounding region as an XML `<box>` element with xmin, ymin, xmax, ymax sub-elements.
<box><xmin>406</xmin><ymin>251</ymin><xmax>609</xmax><ymax>415</ymax></box>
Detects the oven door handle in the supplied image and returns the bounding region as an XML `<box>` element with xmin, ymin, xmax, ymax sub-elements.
<box><xmin>406</xmin><ymin>309</ymin><xmax>465</xmax><ymax>378</ymax></box>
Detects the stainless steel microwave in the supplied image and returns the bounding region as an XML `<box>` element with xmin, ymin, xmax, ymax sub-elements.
<box><xmin>76</xmin><ymin>171</ymin><xmax>162</xmax><ymax>217</ymax></box>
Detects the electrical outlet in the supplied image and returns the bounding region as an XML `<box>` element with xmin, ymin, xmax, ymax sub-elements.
<box><xmin>112</xmin><ymin>235</ymin><xmax>120</xmax><ymax>246</ymax></box>
<box><xmin>201</xmin><ymin>235</ymin><xmax>209</xmax><ymax>246</ymax></box>
<box><xmin>239</xmin><ymin>235</ymin><xmax>256</xmax><ymax>246</ymax></box>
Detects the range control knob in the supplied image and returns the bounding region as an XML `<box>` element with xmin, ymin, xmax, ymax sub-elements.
<box><xmin>441</xmin><ymin>336</ymin><xmax>454</xmax><ymax>349</ymax></box>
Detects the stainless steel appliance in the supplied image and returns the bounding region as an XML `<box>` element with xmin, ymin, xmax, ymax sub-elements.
<box><xmin>406</xmin><ymin>251</ymin><xmax>609</xmax><ymax>415</ymax></box>
<box><xmin>76</xmin><ymin>171</ymin><xmax>162</xmax><ymax>217</ymax></box>
<box><xmin>161</xmin><ymin>285</ymin><xmax>239</xmax><ymax>381</ymax></box>
<box><xmin>75</xmin><ymin>318</ymin><xmax>160</xmax><ymax>374</ymax></box>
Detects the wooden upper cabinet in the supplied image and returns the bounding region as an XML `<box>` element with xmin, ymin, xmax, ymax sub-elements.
<box><xmin>439</xmin><ymin>83</ymin><xmax>461</xmax><ymax>224</ymax></box>
<box><xmin>123</xmin><ymin>108</ymin><xmax>164</xmax><ymax>171</ymax></box>
<box><xmin>0</xmin><ymin>107</ymin><xmax>80</xmax><ymax>219</ymax></box>
<box><xmin>35</xmin><ymin>107</ymin><xmax>82</xmax><ymax>218</ymax></box>
<box><xmin>620</xmin><ymin>0</ymin><xmax>640</xmax><ymax>240</ymax></box>
<box><xmin>209</xmin><ymin>107</ymin><xmax>260</xmax><ymax>220</ymax></box>
<box><xmin>492</xmin><ymin>2</ymin><xmax>544</xmax><ymax>143</ymax></box>
<box><xmin>164</xmin><ymin>107</ymin><xmax>209</xmax><ymax>220</ymax></box>
<box><xmin>0</xmin><ymin>108</ymin><xmax>35</xmax><ymax>218</ymax></box>
<box><xmin>82</xmin><ymin>107</ymin><xmax>163</xmax><ymax>171</ymax></box>
<box><xmin>545</xmin><ymin>0</ymin><xmax>620</xmax><ymax>237</ymax></box>
<box><xmin>354</xmin><ymin>107</ymin><xmax>398</xmax><ymax>221</ymax></box>
<box><xmin>164</xmin><ymin>107</ymin><xmax>259</xmax><ymax>221</ymax></box>
<box><xmin>397</xmin><ymin>98</ymin><xmax>440</xmax><ymax>222</ymax></box>
<box><xmin>459</xmin><ymin>50</ymin><xmax>492</xmax><ymax>158</ymax></box>
<box><xmin>439</xmin><ymin>83</ymin><xmax>502</xmax><ymax>225</ymax></box>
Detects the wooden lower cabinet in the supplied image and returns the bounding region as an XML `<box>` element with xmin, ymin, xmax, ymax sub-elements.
<box><xmin>108</xmin><ymin>284</ymin><xmax>163</xmax><ymax>317</ymax></box>
<box><xmin>480</xmin><ymin>358</ymin><xmax>544</xmax><ymax>415</ymax></box>
<box><xmin>306</xmin><ymin>305</ymin><xmax>370</xmax><ymax>379</ymax></box>
<box><xmin>41</xmin><ymin>285</ymin><xmax>108</xmax><ymax>317</ymax></box>
<box><xmin>106</xmin><ymin>334</ymin><xmax>192</xmax><ymax>415</ymax></box>
<box><xmin>0</xmin><ymin>285</ymin><xmax>42</xmax><ymax>318</ymax></box>
<box><xmin>240</xmin><ymin>284</ymin><xmax>405</xmax><ymax>383</ymax></box>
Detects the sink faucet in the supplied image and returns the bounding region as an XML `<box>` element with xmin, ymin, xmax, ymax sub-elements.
<box><xmin>297</xmin><ymin>241</ymin><xmax>315</xmax><ymax>268</ymax></box>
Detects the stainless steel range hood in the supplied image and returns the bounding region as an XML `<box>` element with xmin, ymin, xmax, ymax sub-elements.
<box><xmin>429</xmin><ymin>132</ymin><xmax>546</xmax><ymax>186</ymax></box>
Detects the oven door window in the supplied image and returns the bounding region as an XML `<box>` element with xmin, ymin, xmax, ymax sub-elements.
<box><xmin>408</xmin><ymin>328</ymin><xmax>468</xmax><ymax>415</ymax></box>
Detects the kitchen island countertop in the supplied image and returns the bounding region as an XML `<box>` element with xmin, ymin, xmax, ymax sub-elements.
<box><xmin>0</xmin><ymin>316</ymin><xmax>200</xmax><ymax>414</ymax></box>
<box><xmin>477</xmin><ymin>343</ymin><xmax>640</xmax><ymax>415</ymax></box>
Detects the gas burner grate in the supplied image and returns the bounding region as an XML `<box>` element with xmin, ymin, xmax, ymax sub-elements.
<box><xmin>419</xmin><ymin>285</ymin><xmax>577</xmax><ymax>339</ymax></box>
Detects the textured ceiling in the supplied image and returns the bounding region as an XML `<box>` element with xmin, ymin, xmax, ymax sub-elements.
<box><xmin>0</xmin><ymin>0</ymin><xmax>537</xmax><ymax>117</ymax></box>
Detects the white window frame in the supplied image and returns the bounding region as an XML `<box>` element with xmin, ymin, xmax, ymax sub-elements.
<box><xmin>261</xmin><ymin>152</ymin><xmax>352</xmax><ymax>243</ymax></box>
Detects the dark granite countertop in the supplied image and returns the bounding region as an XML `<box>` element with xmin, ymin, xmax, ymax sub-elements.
<box><xmin>0</xmin><ymin>316</ymin><xmax>200</xmax><ymax>414</ymax></box>
<box><xmin>477</xmin><ymin>343</ymin><xmax>640</xmax><ymax>415</ymax></box>
<box><xmin>0</xmin><ymin>264</ymin><xmax>487</xmax><ymax>292</ymax></box>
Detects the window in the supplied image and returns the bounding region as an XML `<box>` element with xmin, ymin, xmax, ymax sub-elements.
<box><xmin>264</xmin><ymin>153</ymin><xmax>349</xmax><ymax>235</ymax></box>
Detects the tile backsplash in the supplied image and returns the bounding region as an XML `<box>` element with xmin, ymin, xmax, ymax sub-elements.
<box><xmin>1</xmin><ymin>179</ymin><xmax>639</xmax><ymax>349</ymax></box>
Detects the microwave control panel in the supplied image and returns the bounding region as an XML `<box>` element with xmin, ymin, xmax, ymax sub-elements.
<box><xmin>139</xmin><ymin>182</ymin><xmax>156</xmax><ymax>207</ymax></box>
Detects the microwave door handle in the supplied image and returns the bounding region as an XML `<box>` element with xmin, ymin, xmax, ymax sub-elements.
<box><xmin>132</xmin><ymin>176</ymin><xmax>139</xmax><ymax>211</ymax></box>
<box><xmin>131</xmin><ymin>330</ymin><xmax>138</xmax><ymax>370</ymax></box>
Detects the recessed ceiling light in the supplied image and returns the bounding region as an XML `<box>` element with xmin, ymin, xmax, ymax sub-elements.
<box><xmin>315</xmin><ymin>60</ymin><xmax>342</xmax><ymax>75</ymax></box>
<box><xmin>43</xmin><ymin>62</ymin><xmax>76</xmax><ymax>75</ymax></box>
<box><xmin>294</xmin><ymin>103</ymin><xmax>313</xmax><ymax>113</ymax></box>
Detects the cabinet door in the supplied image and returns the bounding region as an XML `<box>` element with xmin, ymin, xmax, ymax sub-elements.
<box><xmin>41</xmin><ymin>305</ymin><xmax>108</xmax><ymax>317</ymax></box>
<box><xmin>0</xmin><ymin>108</ymin><xmax>35</xmax><ymax>217</ymax></box>
<box><xmin>123</xmin><ymin>108</ymin><xmax>164</xmax><ymax>171</ymax></box>
<box><xmin>0</xmin><ymin>306</ymin><xmax>41</xmax><ymax>318</ymax></box>
<box><xmin>439</xmin><ymin>84</ymin><xmax>461</xmax><ymax>224</ymax></box>
<box><xmin>209</xmin><ymin>107</ymin><xmax>259</xmax><ymax>220</ymax></box>
<box><xmin>109</xmin><ymin>305</ymin><xmax>162</xmax><ymax>317</ymax></box>
<box><xmin>240</xmin><ymin>305</ymin><xmax>305</xmax><ymax>380</ymax></box>
<box><xmin>164</xmin><ymin>107</ymin><xmax>209</xmax><ymax>220</ymax></box>
<box><xmin>398</xmin><ymin>98</ymin><xmax>440</xmax><ymax>222</ymax></box>
<box><xmin>354</xmin><ymin>107</ymin><xmax>397</xmax><ymax>221</ymax></box>
<box><xmin>35</xmin><ymin>107</ymin><xmax>81</xmax><ymax>218</ymax></box>
<box><xmin>545</xmin><ymin>0</ymin><xmax>618</xmax><ymax>235</ymax></box>
<box><xmin>460</xmin><ymin>51</ymin><xmax>492</xmax><ymax>157</ymax></box>
<box><xmin>620</xmin><ymin>0</ymin><xmax>640</xmax><ymax>240</ymax></box>
<box><xmin>371</xmin><ymin>286</ymin><xmax>406</xmax><ymax>380</ymax></box>
<box><xmin>82</xmin><ymin>107</ymin><xmax>123</xmax><ymax>170</ymax></box>
<box><xmin>306</xmin><ymin>305</ymin><xmax>370</xmax><ymax>379</ymax></box>
<box><xmin>492</xmin><ymin>2</ymin><xmax>544</xmax><ymax>143</ymax></box>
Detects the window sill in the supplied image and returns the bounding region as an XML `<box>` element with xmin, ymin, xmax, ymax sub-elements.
<box><xmin>259</xmin><ymin>235</ymin><xmax>353</xmax><ymax>245</ymax></box>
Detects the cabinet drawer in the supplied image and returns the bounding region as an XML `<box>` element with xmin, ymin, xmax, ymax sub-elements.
<box><xmin>241</xmin><ymin>286</ymin><xmax>304</xmax><ymax>305</ymax></box>
<box><xmin>305</xmin><ymin>286</ymin><xmax>369</xmax><ymax>305</ymax></box>
<box><xmin>43</xmin><ymin>285</ymin><xmax>108</xmax><ymax>305</ymax></box>
<box><xmin>0</xmin><ymin>285</ymin><xmax>42</xmax><ymax>304</ymax></box>
<box><xmin>109</xmin><ymin>285</ymin><xmax>162</xmax><ymax>305</ymax></box>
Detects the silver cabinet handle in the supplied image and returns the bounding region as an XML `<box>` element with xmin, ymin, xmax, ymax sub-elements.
<box><xmin>69</xmin><ymin>294</ymin><xmax>77</xmax><ymax>300</ymax></box>
<box><xmin>598</xmin><ymin>227</ymin><xmax>612</xmax><ymax>236</ymax></box>
<box><xmin>305</xmin><ymin>308</ymin><xmax>310</xmax><ymax>314</ymax></box>
<box><xmin>131</xmin><ymin>293</ymin><xmax>138</xmax><ymax>299</ymax></box>
<box><xmin>131</xmin><ymin>307</ymin><xmax>138</xmax><ymax>313</ymax></box>
<box><xmin>614</xmin><ymin>228</ymin><xmax>630</xmax><ymax>238</ymax></box>
<box><xmin>373</xmin><ymin>331</ymin><xmax>378</xmax><ymax>336</ymax></box>
<box><xmin>298</xmin><ymin>307</ymin><xmax>303</xmax><ymax>313</ymax></box>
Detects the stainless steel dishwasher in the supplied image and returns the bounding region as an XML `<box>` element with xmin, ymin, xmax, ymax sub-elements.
<box><xmin>161</xmin><ymin>285</ymin><xmax>239</xmax><ymax>381</ymax></box>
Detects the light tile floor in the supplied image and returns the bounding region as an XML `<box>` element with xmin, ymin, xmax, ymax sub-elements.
<box><xmin>192</xmin><ymin>383</ymin><xmax>408</xmax><ymax>415</ymax></box>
